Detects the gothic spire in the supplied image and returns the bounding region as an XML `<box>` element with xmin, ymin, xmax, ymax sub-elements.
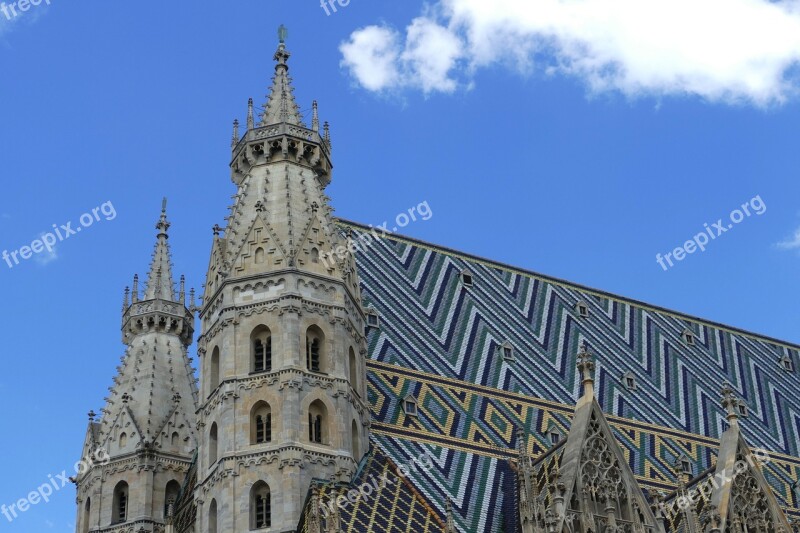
<box><xmin>144</xmin><ymin>198</ymin><xmax>177</xmax><ymax>301</ymax></box>
<box><xmin>527</xmin><ymin>343</ymin><xmax>659</xmax><ymax>533</ymax></box>
<box><xmin>706</xmin><ymin>383</ymin><xmax>793</xmax><ymax>533</ymax></box>
<box><xmin>260</xmin><ymin>30</ymin><xmax>303</xmax><ymax>127</ymax></box>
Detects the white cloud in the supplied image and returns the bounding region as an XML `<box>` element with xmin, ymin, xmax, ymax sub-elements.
<box><xmin>402</xmin><ymin>18</ymin><xmax>463</xmax><ymax>93</ymax></box>
<box><xmin>340</xmin><ymin>0</ymin><xmax>800</xmax><ymax>105</ymax></box>
<box><xmin>776</xmin><ymin>226</ymin><xmax>800</xmax><ymax>250</ymax></box>
<box><xmin>340</xmin><ymin>18</ymin><xmax>463</xmax><ymax>94</ymax></box>
<box><xmin>340</xmin><ymin>26</ymin><xmax>402</xmax><ymax>92</ymax></box>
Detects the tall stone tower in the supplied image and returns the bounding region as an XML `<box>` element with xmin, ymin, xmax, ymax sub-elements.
<box><xmin>74</xmin><ymin>203</ymin><xmax>199</xmax><ymax>533</ymax></box>
<box><xmin>194</xmin><ymin>31</ymin><xmax>371</xmax><ymax>533</ymax></box>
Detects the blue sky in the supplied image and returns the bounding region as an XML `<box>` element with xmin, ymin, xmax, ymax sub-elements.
<box><xmin>1</xmin><ymin>0</ymin><xmax>800</xmax><ymax>530</ymax></box>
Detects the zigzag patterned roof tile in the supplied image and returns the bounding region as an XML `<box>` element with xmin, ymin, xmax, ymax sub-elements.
<box><xmin>339</xmin><ymin>220</ymin><xmax>800</xmax><ymax>532</ymax></box>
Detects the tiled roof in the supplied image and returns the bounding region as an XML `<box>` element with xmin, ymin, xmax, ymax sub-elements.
<box><xmin>340</xmin><ymin>220</ymin><xmax>800</xmax><ymax>532</ymax></box>
<box><xmin>297</xmin><ymin>447</ymin><xmax>445</xmax><ymax>533</ymax></box>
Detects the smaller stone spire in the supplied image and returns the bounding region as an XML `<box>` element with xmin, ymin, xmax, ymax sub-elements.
<box><xmin>231</xmin><ymin>119</ymin><xmax>240</xmax><ymax>148</ymax></box>
<box><xmin>260</xmin><ymin>27</ymin><xmax>304</xmax><ymax>127</ymax></box>
<box><xmin>247</xmin><ymin>98</ymin><xmax>255</xmax><ymax>131</ymax></box>
<box><xmin>577</xmin><ymin>341</ymin><xmax>596</xmax><ymax>399</ymax></box>
<box><xmin>312</xmin><ymin>100</ymin><xmax>320</xmax><ymax>132</ymax></box>
<box><xmin>132</xmin><ymin>274</ymin><xmax>139</xmax><ymax>303</ymax></box>
<box><xmin>143</xmin><ymin>199</ymin><xmax>177</xmax><ymax>301</ymax></box>
<box><xmin>323</xmin><ymin>121</ymin><xmax>331</xmax><ymax>148</ymax></box>
<box><xmin>122</xmin><ymin>286</ymin><xmax>130</xmax><ymax>313</ymax></box>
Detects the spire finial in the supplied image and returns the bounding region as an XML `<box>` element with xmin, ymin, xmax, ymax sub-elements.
<box><xmin>156</xmin><ymin>197</ymin><xmax>170</xmax><ymax>238</ymax></box>
<box><xmin>247</xmin><ymin>98</ymin><xmax>255</xmax><ymax>131</ymax></box>
<box><xmin>323</xmin><ymin>121</ymin><xmax>331</xmax><ymax>149</ymax></box>
<box><xmin>179</xmin><ymin>275</ymin><xmax>186</xmax><ymax>305</ymax></box>
<box><xmin>123</xmin><ymin>286</ymin><xmax>130</xmax><ymax>312</ymax></box>
<box><xmin>88</xmin><ymin>410</ymin><xmax>96</xmax><ymax>422</ymax></box>
<box><xmin>721</xmin><ymin>381</ymin><xmax>739</xmax><ymax>425</ymax></box>
<box><xmin>577</xmin><ymin>341</ymin><xmax>596</xmax><ymax>399</ymax></box>
<box><xmin>132</xmin><ymin>274</ymin><xmax>139</xmax><ymax>303</ymax></box>
<box><xmin>274</xmin><ymin>25</ymin><xmax>290</xmax><ymax>70</ymax></box>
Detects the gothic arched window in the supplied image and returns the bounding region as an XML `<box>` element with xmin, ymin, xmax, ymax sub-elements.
<box><xmin>308</xmin><ymin>399</ymin><xmax>327</xmax><ymax>444</ymax></box>
<box><xmin>348</xmin><ymin>346</ymin><xmax>359</xmax><ymax>395</ymax></box>
<box><xmin>250</xmin><ymin>482</ymin><xmax>271</xmax><ymax>529</ymax></box>
<box><xmin>82</xmin><ymin>498</ymin><xmax>91</xmax><ymax>533</ymax></box>
<box><xmin>251</xmin><ymin>326</ymin><xmax>272</xmax><ymax>374</ymax></box>
<box><xmin>209</xmin><ymin>423</ymin><xmax>218</xmax><ymax>465</ymax></box>
<box><xmin>112</xmin><ymin>481</ymin><xmax>129</xmax><ymax>524</ymax></box>
<box><xmin>250</xmin><ymin>402</ymin><xmax>273</xmax><ymax>445</ymax></box>
<box><xmin>306</xmin><ymin>325</ymin><xmax>325</xmax><ymax>373</ymax></box>
<box><xmin>209</xmin><ymin>346</ymin><xmax>221</xmax><ymax>397</ymax></box>
<box><xmin>208</xmin><ymin>499</ymin><xmax>218</xmax><ymax>533</ymax></box>
<box><xmin>164</xmin><ymin>480</ymin><xmax>181</xmax><ymax>519</ymax></box>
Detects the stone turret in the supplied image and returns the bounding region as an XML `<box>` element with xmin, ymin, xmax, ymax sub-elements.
<box><xmin>74</xmin><ymin>202</ymin><xmax>199</xmax><ymax>533</ymax></box>
<box><xmin>195</xmin><ymin>29</ymin><xmax>370</xmax><ymax>532</ymax></box>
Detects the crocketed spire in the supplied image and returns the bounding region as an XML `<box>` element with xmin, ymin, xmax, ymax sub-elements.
<box><xmin>260</xmin><ymin>27</ymin><xmax>304</xmax><ymax>127</ymax></box>
<box><xmin>143</xmin><ymin>198</ymin><xmax>176</xmax><ymax>301</ymax></box>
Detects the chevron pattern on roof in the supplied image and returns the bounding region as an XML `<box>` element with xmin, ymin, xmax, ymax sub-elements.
<box><xmin>339</xmin><ymin>220</ymin><xmax>800</xmax><ymax>532</ymax></box>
